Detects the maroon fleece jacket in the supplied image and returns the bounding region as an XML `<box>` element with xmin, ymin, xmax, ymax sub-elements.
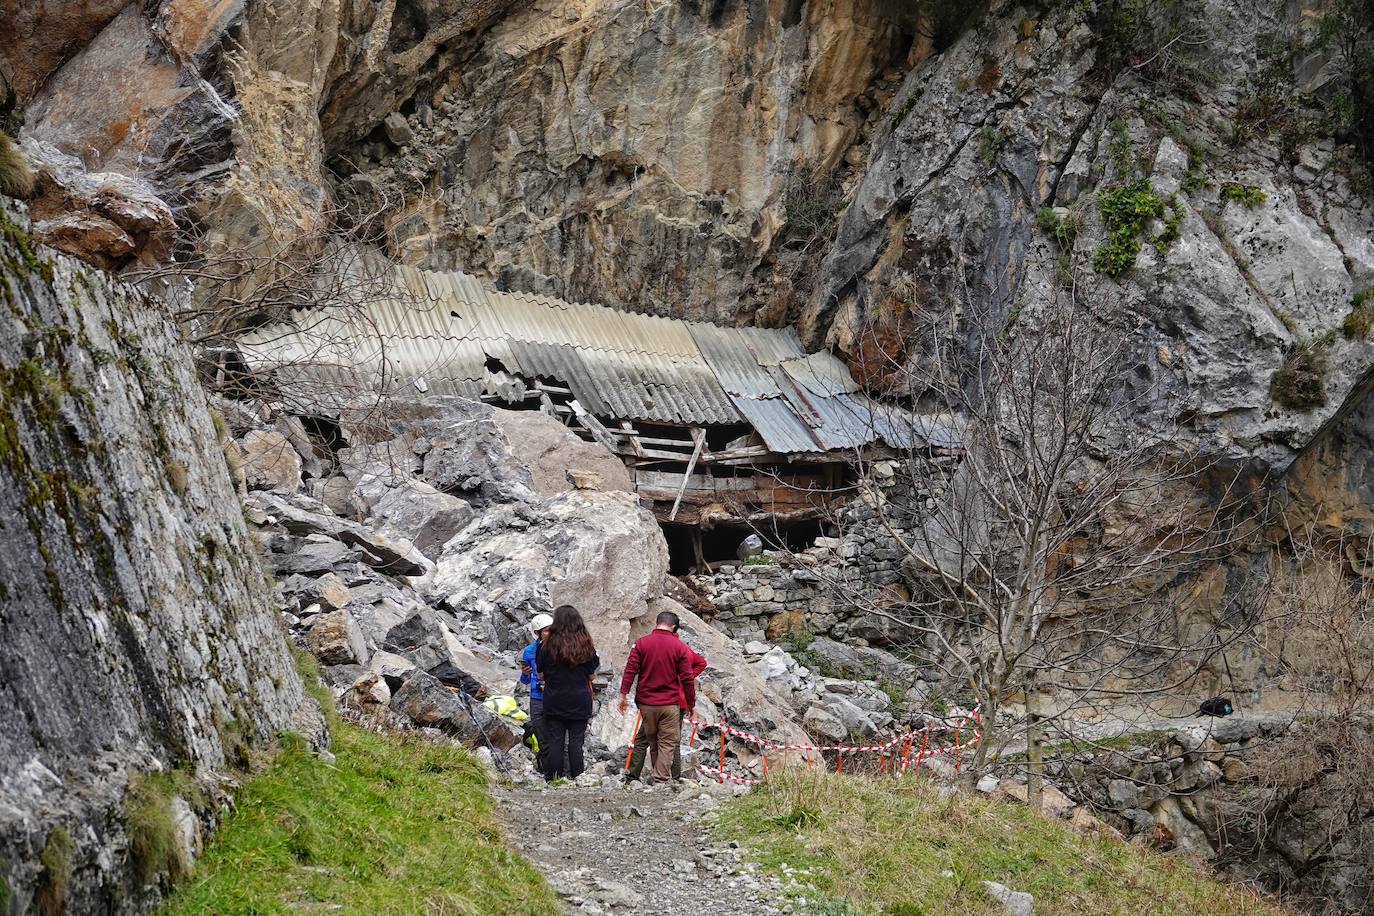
<box><xmin>619</xmin><ymin>629</ymin><xmax>702</xmax><ymax>710</ymax></box>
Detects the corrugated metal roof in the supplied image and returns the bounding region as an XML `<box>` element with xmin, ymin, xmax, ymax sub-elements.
<box><xmin>235</xmin><ymin>264</ymin><xmax>951</xmax><ymax>453</ymax></box>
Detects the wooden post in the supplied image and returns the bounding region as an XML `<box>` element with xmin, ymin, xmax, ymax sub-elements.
<box><xmin>668</xmin><ymin>429</ymin><xmax>707</xmax><ymax>522</ymax></box>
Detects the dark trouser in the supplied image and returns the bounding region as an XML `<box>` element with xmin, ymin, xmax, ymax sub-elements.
<box><xmin>628</xmin><ymin>707</ymin><xmax>683</xmax><ymax>780</ymax></box>
<box><xmin>529</xmin><ymin>697</ymin><xmax>548</xmax><ymax>774</ymax></box>
<box><xmin>544</xmin><ymin>715</ymin><xmax>589</xmax><ymax>781</ymax></box>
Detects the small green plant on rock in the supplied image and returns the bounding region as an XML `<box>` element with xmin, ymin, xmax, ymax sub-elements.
<box><xmin>1343</xmin><ymin>287</ymin><xmax>1374</xmax><ymax>338</ymax></box>
<box><xmin>1091</xmin><ymin>178</ymin><xmax>1166</xmax><ymax>276</ymax></box>
<box><xmin>1270</xmin><ymin>343</ymin><xmax>1328</xmax><ymax>411</ymax></box>
<box><xmin>1153</xmin><ymin>193</ymin><xmax>1186</xmax><ymax>254</ymax></box>
<box><xmin>1220</xmin><ymin>182</ymin><xmax>1267</xmax><ymax>208</ymax></box>
<box><xmin>126</xmin><ymin>771</ymin><xmax>201</xmax><ymax>885</ymax></box>
<box><xmin>1036</xmin><ymin>207</ymin><xmax>1080</xmax><ymax>246</ymax></box>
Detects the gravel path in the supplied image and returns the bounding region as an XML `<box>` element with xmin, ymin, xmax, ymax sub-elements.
<box><xmin>495</xmin><ymin>778</ymin><xmax>806</xmax><ymax>916</ymax></box>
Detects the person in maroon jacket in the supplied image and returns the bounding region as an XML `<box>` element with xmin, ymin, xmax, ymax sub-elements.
<box><xmin>625</xmin><ymin>638</ymin><xmax>706</xmax><ymax>781</ymax></box>
<box><xmin>617</xmin><ymin>609</ymin><xmax>699</xmax><ymax>784</ymax></box>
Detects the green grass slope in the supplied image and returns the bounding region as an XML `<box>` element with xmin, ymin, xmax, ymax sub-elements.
<box><xmin>717</xmin><ymin>771</ymin><xmax>1284</xmax><ymax>916</ymax></box>
<box><xmin>161</xmin><ymin>725</ymin><xmax>556</xmax><ymax>915</ymax></box>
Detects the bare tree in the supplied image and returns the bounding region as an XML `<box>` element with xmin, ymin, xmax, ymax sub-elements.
<box><xmin>1230</xmin><ymin>531</ymin><xmax>1374</xmax><ymax>911</ymax></box>
<box><xmin>127</xmin><ymin>186</ymin><xmax>426</xmax><ymax>423</ymax></box>
<box><xmin>791</xmin><ymin>256</ymin><xmax>1266</xmax><ymax>809</ymax></box>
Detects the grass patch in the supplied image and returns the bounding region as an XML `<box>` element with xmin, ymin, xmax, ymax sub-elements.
<box><xmin>1345</xmin><ymin>287</ymin><xmax>1374</xmax><ymax>339</ymax></box>
<box><xmin>1220</xmin><ymin>183</ymin><xmax>1268</xmax><ymax>208</ymax></box>
<box><xmin>127</xmin><ymin>770</ymin><xmax>204</xmax><ymax>885</ymax></box>
<box><xmin>718</xmin><ymin>771</ymin><xmax>1282</xmax><ymax>916</ymax></box>
<box><xmin>161</xmin><ymin>726</ymin><xmax>556</xmax><ymax>915</ymax></box>
<box><xmin>1270</xmin><ymin>343</ymin><xmax>1328</xmax><ymax>412</ymax></box>
<box><xmin>741</xmin><ymin>554</ymin><xmax>776</xmax><ymax>567</ymax></box>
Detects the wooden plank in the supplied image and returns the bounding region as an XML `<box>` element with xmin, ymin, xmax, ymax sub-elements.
<box><xmin>668</xmin><ymin>429</ymin><xmax>707</xmax><ymax>522</ymax></box>
<box><xmin>635</xmin><ymin>470</ymin><xmax>758</xmax><ymax>491</ymax></box>
<box><xmin>619</xmin><ymin>421</ymin><xmax>646</xmax><ymax>458</ymax></box>
<box><xmin>569</xmin><ymin>399</ymin><xmax>617</xmax><ymax>451</ymax></box>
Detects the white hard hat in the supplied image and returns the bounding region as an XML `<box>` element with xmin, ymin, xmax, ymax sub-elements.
<box><xmin>529</xmin><ymin>613</ymin><xmax>554</xmax><ymax>632</ymax></box>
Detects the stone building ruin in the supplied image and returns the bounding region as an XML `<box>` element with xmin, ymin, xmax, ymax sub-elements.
<box><xmin>222</xmin><ymin>264</ymin><xmax>961</xmax><ymax>608</ymax></box>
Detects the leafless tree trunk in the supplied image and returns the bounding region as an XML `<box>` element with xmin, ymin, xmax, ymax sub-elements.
<box><xmin>789</xmin><ymin>247</ymin><xmax>1263</xmax><ymax>806</ymax></box>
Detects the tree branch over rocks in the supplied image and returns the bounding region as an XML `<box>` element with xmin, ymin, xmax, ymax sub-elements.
<box><xmin>792</xmin><ymin>250</ymin><xmax>1268</xmax><ymax>809</ymax></box>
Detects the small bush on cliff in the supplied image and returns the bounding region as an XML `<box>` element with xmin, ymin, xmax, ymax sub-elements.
<box><xmin>126</xmin><ymin>771</ymin><xmax>200</xmax><ymax>885</ymax></box>
<box><xmin>35</xmin><ymin>827</ymin><xmax>73</xmax><ymax>916</ymax></box>
<box><xmin>1220</xmin><ymin>182</ymin><xmax>1267</xmax><ymax>208</ymax></box>
<box><xmin>0</xmin><ymin>132</ymin><xmax>33</xmax><ymax>199</ymax></box>
<box><xmin>1270</xmin><ymin>343</ymin><xmax>1328</xmax><ymax>411</ymax></box>
<box><xmin>1343</xmin><ymin>289</ymin><xmax>1374</xmax><ymax>338</ymax></box>
<box><xmin>1091</xmin><ymin>178</ymin><xmax>1166</xmax><ymax>276</ymax></box>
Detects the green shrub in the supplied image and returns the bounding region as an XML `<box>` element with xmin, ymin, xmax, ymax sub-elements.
<box><xmin>1035</xmin><ymin>207</ymin><xmax>1080</xmax><ymax>246</ymax></box>
<box><xmin>35</xmin><ymin>827</ymin><xmax>73</xmax><ymax>916</ymax></box>
<box><xmin>126</xmin><ymin>772</ymin><xmax>199</xmax><ymax>885</ymax></box>
<box><xmin>1343</xmin><ymin>306</ymin><xmax>1373</xmax><ymax>339</ymax></box>
<box><xmin>741</xmin><ymin>553</ymin><xmax>776</xmax><ymax>567</ymax></box>
<box><xmin>1152</xmin><ymin>193</ymin><xmax>1186</xmax><ymax>254</ymax></box>
<box><xmin>1270</xmin><ymin>344</ymin><xmax>1328</xmax><ymax>411</ymax></box>
<box><xmin>1220</xmin><ymin>182</ymin><xmax>1267</xmax><ymax>207</ymax></box>
<box><xmin>1092</xmin><ymin>178</ymin><xmax>1166</xmax><ymax>276</ymax></box>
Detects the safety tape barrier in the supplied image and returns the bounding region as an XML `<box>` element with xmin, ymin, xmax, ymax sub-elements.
<box><xmin>685</xmin><ymin>710</ymin><xmax>981</xmax><ymax>755</ymax></box>
<box><xmin>679</xmin><ymin>709</ymin><xmax>982</xmax><ymax>786</ymax></box>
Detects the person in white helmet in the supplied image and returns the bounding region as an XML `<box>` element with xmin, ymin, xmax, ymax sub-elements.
<box><xmin>519</xmin><ymin>612</ymin><xmax>554</xmax><ymax>773</ymax></box>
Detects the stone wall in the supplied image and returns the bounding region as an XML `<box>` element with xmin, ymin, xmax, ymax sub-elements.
<box><xmin>692</xmin><ymin>454</ymin><xmax>956</xmax><ymax>648</ymax></box>
<box><xmin>0</xmin><ymin>203</ymin><xmax>316</xmax><ymax>914</ymax></box>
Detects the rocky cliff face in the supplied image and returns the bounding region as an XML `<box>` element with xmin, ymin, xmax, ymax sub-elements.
<box><xmin>13</xmin><ymin>0</ymin><xmax>1371</xmax><ymax>474</ymax></box>
<box><xmin>0</xmin><ymin>203</ymin><xmax>317</xmax><ymax>913</ymax></box>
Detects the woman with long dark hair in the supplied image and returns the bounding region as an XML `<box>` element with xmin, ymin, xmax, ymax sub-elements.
<box><xmin>534</xmin><ymin>604</ymin><xmax>599</xmax><ymax>782</ymax></box>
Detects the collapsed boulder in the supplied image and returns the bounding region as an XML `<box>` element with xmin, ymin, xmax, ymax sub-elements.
<box><xmin>432</xmin><ymin>489</ymin><xmax>668</xmax><ymax>656</ymax></box>
<box><xmin>389</xmin><ymin>672</ymin><xmax>518</xmax><ymax>750</ymax></box>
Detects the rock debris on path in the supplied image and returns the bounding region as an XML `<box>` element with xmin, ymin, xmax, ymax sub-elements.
<box><xmin>496</xmin><ymin>778</ymin><xmax>804</xmax><ymax>916</ymax></box>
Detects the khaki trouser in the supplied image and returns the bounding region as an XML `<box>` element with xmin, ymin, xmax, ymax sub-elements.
<box><xmin>628</xmin><ymin>707</ymin><xmax>682</xmax><ymax>780</ymax></box>
<box><xmin>638</xmin><ymin>704</ymin><xmax>682</xmax><ymax>783</ymax></box>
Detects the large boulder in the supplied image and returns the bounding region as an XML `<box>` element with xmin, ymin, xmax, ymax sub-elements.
<box><xmin>365</xmin><ymin>481</ymin><xmax>474</xmax><ymax>560</ymax></box>
<box><xmin>308</xmin><ymin>609</ymin><xmax>368</xmax><ymax>666</ymax></box>
<box><xmin>804</xmin><ymin>637</ymin><xmax>921</xmax><ymax>687</ymax></box>
<box><xmin>240</xmin><ymin>430</ymin><xmax>304</xmax><ymax>494</ymax></box>
<box><xmin>489</xmin><ymin>408</ymin><xmax>633</xmax><ymax>497</ymax></box>
<box><xmin>389</xmin><ymin>672</ymin><xmax>518</xmax><ymax>751</ymax></box>
<box><xmin>432</xmin><ymin>490</ymin><xmax>667</xmax><ymax>655</ymax></box>
<box><xmin>250</xmin><ymin>492</ymin><xmax>430</xmax><ymax>577</ymax></box>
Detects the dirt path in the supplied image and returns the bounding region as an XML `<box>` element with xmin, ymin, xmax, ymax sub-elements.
<box><xmin>495</xmin><ymin>778</ymin><xmax>801</xmax><ymax>915</ymax></box>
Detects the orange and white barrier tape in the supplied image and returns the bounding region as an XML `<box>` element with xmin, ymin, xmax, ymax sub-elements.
<box><xmin>684</xmin><ymin>708</ymin><xmax>983</xmax><ymax>786</ymax></box>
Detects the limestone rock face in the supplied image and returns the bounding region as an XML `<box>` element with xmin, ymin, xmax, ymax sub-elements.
<box><xmin>0</xmin><ymin>202</ymin><xmax>314</xmax><ymax>913</ymax></box>
<box><xmin>806</xmin><ymin>0</ymin><xmax>1374</xmax><ymax>472</ymax></box>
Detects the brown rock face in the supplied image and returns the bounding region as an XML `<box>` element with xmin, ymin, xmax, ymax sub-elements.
<box><xmin>338</xmin><ymin>0</ymin><xmax>911</xmax><ymax>322</ymax></box>
<box><xmin>0</xmin><ymin>0</ymin><xmax>131</xmax><ymax>103</ymax></box>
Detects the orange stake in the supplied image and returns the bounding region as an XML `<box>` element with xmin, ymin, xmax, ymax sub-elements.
<box><xmin>762</xmin><ymin>753</ymin><xmax>768</xmax><ymax>776</ymax></box>
<box><xmin>837</xmin><ymin>751</ymin><xmax>844</xmax><ymax>774</ymax></box>
<box><xmin>623</xmin><ymin>712</ymin><xmax>642</xmax><ymax>772</ymax></box>
<box><xmin>955</xmin><ymin>721</ymin><xmax>964</xmax><ymax>773</ymax></box>
<box><xmin>916</xmin><ymin>730</ymin><xmax>929</xmax><ymax>770</ymax></box>
<box><xmin>687</xmin><ymin>719</ymin><xmax>699</xmax><ymax>748</ymax></box>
